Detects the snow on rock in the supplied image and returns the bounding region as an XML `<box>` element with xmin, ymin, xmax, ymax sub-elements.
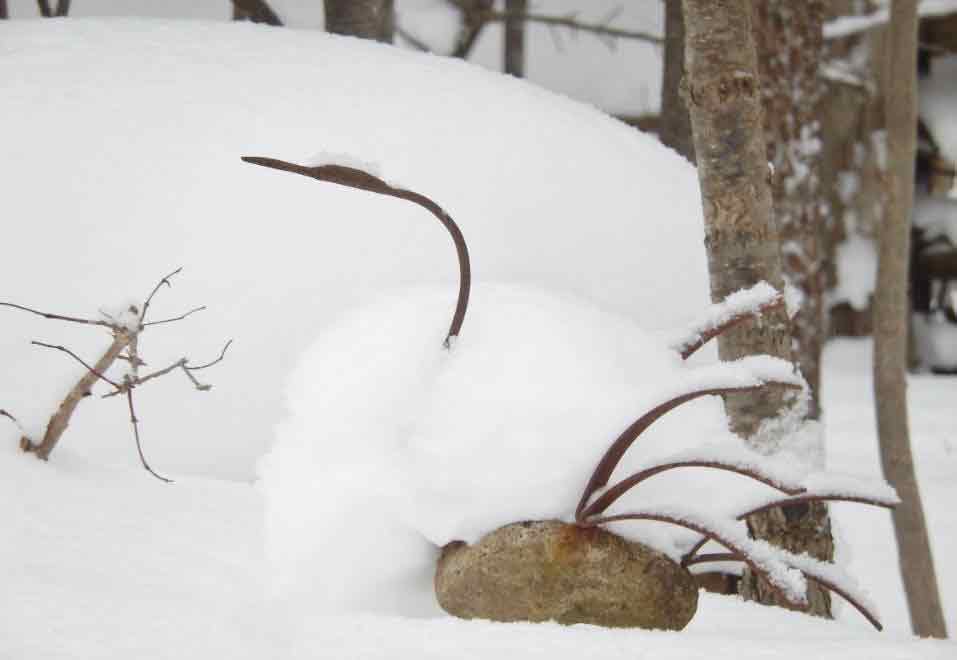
<box><xmin>0</xmin><ymin>18</ymin><xmax>707</xmax><ymax>481</ymax></box>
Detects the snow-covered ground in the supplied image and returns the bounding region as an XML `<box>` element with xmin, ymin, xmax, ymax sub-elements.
<box><xmin>2</xmin><ymin>339</ymin><xmax>954</xmax><ymax>658</ymax></box>
<box><xmin>1</xmin><ymin>17</ymin><xmax>954</xmax><ymax>659</ymax></box>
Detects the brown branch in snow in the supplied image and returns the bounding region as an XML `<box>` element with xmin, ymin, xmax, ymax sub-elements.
<box><xmin>139</xmin><ymin>267</ymin><xmax>183</xmax><ymax>326</ymax></box>
<box><xmin>143</xmin><ymin>305</ymin><xmax>207</xmax><ymax>327</ymax></box>
<box><xmin>186</xmin><ymin>339</ymin><xmax>232</xmax><ymax>371</ymax></box>
<box><xmin>31</xmin><ymin>341</ymin><xmax>122</xmax><ymax>389</ymax></box>
<box><xmin>579</xmin><ymin>511</ymin><xmax>807</xmax><ymax>609</ymax></box>
<box><xmin>579</xmin><ymin>459</ymin><xmax>806</xmax><ymax>520</ymax></box>
<box><xmin>21</xmin><ymin>332</ymin><xmax>132</xmax><ymax>460</ymax></box>
<box><xmin>676</xmin><ymin>296</ymin><xmax>785</xmax><ymax>360</ymax></box>
<box><xmin>575</xmin><ymin>381</ymin><xmax>801</xmax><ymax>520</ymax></box>
<box><xmin>242</xmin><ymin>155</ymin><xmax>471</xmax><ymax>347</ymax></box>
<box><xmin>0</xmin><ymin>302</ymin><xmax>112</xmax><ymax>328</ymax></box>
<box><xmin>126</xmin><ymin>390</ymin><xmax>173</xmax><ymax>483</ymax></box>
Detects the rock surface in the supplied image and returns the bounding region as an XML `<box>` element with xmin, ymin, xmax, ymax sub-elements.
<box><xmin>434</xmin><ymin>520</ymin><xmax>698</xmax><ymax>630</ymax></box>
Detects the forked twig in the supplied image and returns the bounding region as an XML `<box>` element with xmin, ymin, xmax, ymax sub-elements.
<box><xmin>241</xmin><ymin>156</ymin><xmax>471</xmax><ymax>347</ymax></box>
<box><xmin>139</xmin><ymin>267</ymin><xmax>183</xmax><ymax>326</ymax></box>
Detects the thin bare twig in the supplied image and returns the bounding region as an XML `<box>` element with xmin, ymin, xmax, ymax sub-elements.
<box><xmin>139</xmin><ymin>267</ymin><xmax>182</xmax><ymax>326</ymax></box>
<box><xmin>186</xmin><ymin>339</ymin><xmax>233</xmax><ymax>371</ymax></box>
<box><xmin>242</xmin><ymin>156</ymin><xmax>471</xmax><ymax>347</ymax></box>
<box><xmin>31</xmin><ymin>341</ymin><xmax>121</xmax><ymax>389</ymax></box>
<box><xmin>1</xmin><ymin>302</ymin><xmax>112</xmax><ymax>328</ymax></box>
<box><xmin>143</xmin><ymin>305</ymin><xmax>206</xmax><ymax>327</ymax></box>
<box><xmin>575</xmin><ymin>381</ymin><xmax>801</xmax><ymax>520</ymax></box>
<box><xmin>126</xmin><ymin>390</ymin><xmax>172</xmax><ymax>483</ymax></box>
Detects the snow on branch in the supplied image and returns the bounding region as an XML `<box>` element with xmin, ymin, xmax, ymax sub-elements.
<box><xmin>241</xmin><ymin>155</ymin><xmax>471</xmax><ymax>348</ymax></box>
<box><xmin>669</xmin><ymin>281</ymin><xmax>784</xmax><ymax>360</ymax></box>
<box><xmin>824</xmin><ymin>0</ymin><xmax>957</xmax><ymax>40</ymax></box>
<box><xmin>3</xmin><ymin>268</ymin><xmax>229</xmax><ymax>482</ymax></box>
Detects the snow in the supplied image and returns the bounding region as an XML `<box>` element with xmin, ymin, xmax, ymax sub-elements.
<box><xmin>1</xmin><ymin>15</ymin><xmax>955</xmax><ymax>659</ymax></box>
<box><xmin>921</xmin><ymin>55</ymin><xmax>957</xmax><ymax>167</ymax></box>
<box><xmin>0</xmin><ymin>18</ymin><xmax>706</xmax><ymax>482</ymax></box>
<box><xmin>823</xmin><ymin>0</ymin><xmax>957</xmax><ymax>40</ymax></box>
<box><xmin>831</xmin><ymin>235</ymin><xmax>877</xmax><ymax>311</ymax></box>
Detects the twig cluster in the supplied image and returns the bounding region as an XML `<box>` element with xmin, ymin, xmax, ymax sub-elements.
<box><xmin>399</xmin><ymin>1</ymin><xmax>661</xmax><ymax>59</ymax></box>
<box><xmin>2</xmin><ymin>268</ymin><xmax>230</xmax><ymax>482</ymax></box>
<box><xmin>574</xmin><ymin>289</ymin><xmax>896</xmax><ymax>631</ymax></box>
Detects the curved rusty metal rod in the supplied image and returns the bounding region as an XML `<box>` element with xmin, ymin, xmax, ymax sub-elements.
<box><xmin>579</xmin><ymin>458</ymin><xmax>806</xmax><ymax>520</ymax></box>
<box><xmin>575</xmin><ymin>381</ymin><xmax>801</xmax><ymax>520</ymax></box>
<box><xmin>675</xmin><ymin>296</ymin><xmax>785</xmax><ymax>360</ymax></box>
<box><xmin>241</xmin><ymin>156</ymin><xmax>471</xmax><ymax>347</ymax></box>
<box><xmin>579</xmin><ymin>511</ymin><xmax>808</xmax><ymax>610</ymax></box>
<box><xmin>680</xmin><ymin>549</ymin><xmax>883</xmax><ymax>631</ymax></box>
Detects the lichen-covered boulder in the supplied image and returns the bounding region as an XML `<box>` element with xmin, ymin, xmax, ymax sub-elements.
<box><xmin>434</xmin><ymin>520</ymin><xmax>698</xmax><ymax>630</ymax></box>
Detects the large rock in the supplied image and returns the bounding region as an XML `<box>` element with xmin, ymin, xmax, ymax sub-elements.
<box><xmin>435</xmin><ymin>520</ymin><xmax>698</xmax><ymax>630</ymax></box>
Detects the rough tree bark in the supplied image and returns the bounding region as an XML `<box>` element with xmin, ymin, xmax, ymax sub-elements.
<box><xmin>659</xmin><ymin>0</ymin><xmax>695</xmax><ymax>162</ymax></box>
<box><xmin>875</xmin><ymin>0</ymin><xmax>948</xmax><ymax>639</ymax></box>
<box><xmin>681</xmin><ymin>0</ymin><xmax>833</xmax><ymax>616</ymax></box>
<box><xmin>324</xmin><ymin>0</ymin><xmax>394</xmax><ymax>44</ymax></box>
<box><xmin>504</xmin><ymin>0</ymin><xmax>526</xmax><ymax>77</ymax></box>
<box><xmin>737</xmin><ymin>0</ymin><xmax>835</xmax><ymax>617</ymax></box>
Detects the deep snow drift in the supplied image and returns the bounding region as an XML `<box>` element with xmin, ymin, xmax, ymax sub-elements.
<box><xmin>0</xmin><ymin>18</ymin><xmax>704</xmax><ymax>481</ymax></box>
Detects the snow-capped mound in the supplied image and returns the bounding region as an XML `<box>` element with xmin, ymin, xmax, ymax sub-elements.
<box><xmin>0</xmin><ymin>18</ymin><xmax>706</xmax><ymax>480</ymax></box>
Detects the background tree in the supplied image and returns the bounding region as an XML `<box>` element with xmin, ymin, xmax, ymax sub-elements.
<box><xmin>875</xmin><ymin>0</ymin><xmax>948</xmax><ymax>639</ymax></box>
<box><xmin>324</xmin><ymin>0</ymin><xmax>395</xmax><ymax>43</ymax></box>
<box><xmin>231</xmin><ymin>0</ymin><xmax>282</xmax><ymax>26</ymax></box>
<box><xmin>659</xmin><ymin>0</ymin><xmax>694</xmax><ymax>162</ymax></box>
<box><xmin>503</xmin><ymin>0</ymin><xmax>526</xmax><ymax>77</ymax></box>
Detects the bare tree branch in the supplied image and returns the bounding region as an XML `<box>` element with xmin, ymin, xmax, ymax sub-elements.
<box><xmin>139</xmin><ymin>267</ymin><xmax>182</xmax><ymax>326</ymax></box>
<box><xmin>1</xmin><ymin>301</ymin><xmax>113</xmax><ymax>328</ymax></box>
<box><xmin>126</xmin><ymin>390</ymin><xmax>173</xmax><ymax>483</ymax></box>
<box><xmin>186</xmin><ymin>339</ymin><xmax>233</xmax><ymax>371</ymax></box>
<box><xmin>31</xmin><ymin>341</ymin><xmax>122</xmax><ymax>389</ymax></box>
<box><xmin>143</xmin><ymin>305</ymin><xmax>206</xmax><ymax>327</ymax></box>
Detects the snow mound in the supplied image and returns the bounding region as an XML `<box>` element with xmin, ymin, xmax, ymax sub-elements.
<box><xmin>0</xmin><ymin>18</ymin><xmax>706</xmax><ymax>481</ymax></box>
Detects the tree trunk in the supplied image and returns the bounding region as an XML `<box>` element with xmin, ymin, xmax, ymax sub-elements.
<box><xmin>737</xmin><ymin>0</ymin><xmax>835</xmax><ymax>618</ymax></box>
<box><xmin>504</xmin><ymin>0</ymin><xmax>526</xmax><ymax>77</ymax></box>
<box><xmin>681</xmin><ymin>0</ymin><xmax>834</xmax><ymax>617</ymax></box>
<box><xmin>324</xmin><ymin>0</ymin><xmax>394</xmax><ymax>43</ymax></box>
<box><xmin>54</xmin><ymin>0</ymin><xmax>69</xmax><ymax>16</ymax></box>
<box><xmin>659</xmin><ymin>0</ymin><xmax>695</xmax><ymax>162</ymax></box>
<box><xmin>231</xmin><ymin>0</ymin><xmax>283</xmax><ymax>26</ymax></box>
<box><xmin>0</xmin><ymin>0</ymin><xmax>8</xmax><ymax>19</ymax></box>
<box><xmin>875</xmin><ymin>0</ymin><xmax>948</xmax><ymax>639</ymax></box>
